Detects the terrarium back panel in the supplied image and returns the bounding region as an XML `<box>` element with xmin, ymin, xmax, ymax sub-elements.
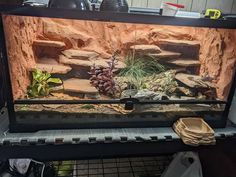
<box><xmin>3</xmin><ymin>15</ymin><xmax>236</xmax><ymax>119</ymax></box>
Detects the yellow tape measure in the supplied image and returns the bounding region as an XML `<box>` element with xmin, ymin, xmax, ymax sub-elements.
<box><xmin>205</xmin><ymin>9</ymin><xmax>221</xmax><ymax>19</ymax></box>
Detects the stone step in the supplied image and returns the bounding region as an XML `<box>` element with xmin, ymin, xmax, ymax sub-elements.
<box><xmin>62</xmin><ymin>49</ymin><xmax>99</xmax><ymax>60</ymax></box>
<box><xmin>159</xmin><ymin>39</ymin><xmax>200</xmax><ymax>58</ymax></box>
<box><xmin>149</xmin><ymin>50</ymin><xmax>181</xmax><ymax>60</ymax></box>
<box><xmin>37</xmin><ymin>57</ymin><xmax>59</xmax><ymax>65</ymax></box>
<box><xmin>175</xmin><ymin>73</ymin><xmax>215</xmax><ymax>88</ymax></box>
<box><xmin>63</xmin><ymin>78</ymin><xmax>98</xmax><ymax>94</ymax></box>
<box><xmin>168</xmin><ymin>59</ymin><xmax>200</xmax><ymax>67</ymax></box>
<box><xmin>130</xmin><ymin>44</ymin><xmax>161</xmax><ymax>54</ymax></box>
<box><xmin>171</xmin><ymin>67</ymin><xmax>199</xmax><ymax>75</ymax></box>
<box><xmin>33</xmin><ymin>40</ymin><xmax>66</xmax><ymax>48</ymax></box>
<box><xmin>159</xmin><ymin>39</ymin><xmax>200</xmax><ymax>46</ymax></box>
<box><xmin>59</xmin><ymin>55</ymin><xmax>126</xmax><ymax>69</ymax></box>
<box><xmin>29</xmin><ymin>63</ymin><xmax>72</xmax><ymax>74</ymax></box>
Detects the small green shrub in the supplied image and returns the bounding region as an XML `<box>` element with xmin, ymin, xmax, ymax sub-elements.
<box><xmin>119</xmin><ymin>54</ymin><xmax>165</xmax><ymax>89</ymax></box>
<box><xmin>142</xmin><ymin>55</ymin><xmax>166</xmax><ymax>74</ymax></box>
<box><xmin>27</xmin><ymin>69</ymin><xmax>62</xmax><ymax>98</ymax></box>
<box><xmin>119</xmin><ymin>54</ymin><xmax>146</xmax><ymax>89</ymax></box>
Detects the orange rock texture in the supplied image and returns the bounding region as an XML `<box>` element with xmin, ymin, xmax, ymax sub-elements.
<box><xmin>3</xmin><ymin>16</ymin><xmax>236</xmax><ymax>100</ymax></box>
<box><xmin>192</xmin><ymin>28</ymin><xmax>236</xmax><ymax>100</ymax></box>
<box><xmin>3</xmin><ymin>15</ymin><xmax>40</xmax><ymax>100</ymax></box>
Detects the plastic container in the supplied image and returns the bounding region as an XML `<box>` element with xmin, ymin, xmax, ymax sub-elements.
<box><xmin>173</xmin><ymin>118</ymin><xmax>216</xmax><ymax>146</ymax></box>
<box><xmin>179</xmin><ymin>118</ymin><xmax>214</xmax><ymax>135</ymax></box>
<box><xmin>161</xmin><ymin>152</ymin><xmax>203</xmax><ymax>177</ymax></box>
<box><xmin>161</xmin><ymin>2</ymin><xmax>184</xmax><ymax>16</ymax></box>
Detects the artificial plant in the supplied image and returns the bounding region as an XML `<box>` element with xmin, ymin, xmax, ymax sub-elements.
<box><xmin>27</xmin><ymin>69</ymin><xmax>62</xmax><ymax>98</ymax></box>
<box><xmin>89</xmin><ymin>53</ymin><xmax>118</xmax><ymax>97</ymax></box>
<box><xmin>119</xmin><ymin>54</ymin><xmax>165</xmax><ymax>90</ymax></box>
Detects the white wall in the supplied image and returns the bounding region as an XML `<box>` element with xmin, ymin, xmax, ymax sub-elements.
<box><xmin>128</xmin><ymin>0</ymin><xmax>236</xmax><ymax>13</ymax></box>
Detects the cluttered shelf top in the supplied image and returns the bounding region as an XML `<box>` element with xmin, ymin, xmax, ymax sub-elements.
<box><xmin>1</xmin><ymin>6</ymin><xmax>236</xmax><ymax>29</ymax></box>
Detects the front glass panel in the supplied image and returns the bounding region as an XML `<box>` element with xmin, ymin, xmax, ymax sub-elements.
<box><xmin>3</xmin><ymin>14</ymin><xmax>236</xmax><ymax>125</ymax></box>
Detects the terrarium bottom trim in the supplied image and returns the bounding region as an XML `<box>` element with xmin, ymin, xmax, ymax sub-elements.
<box><xmin>15</xmin><ymin>104</ymin><xmax>224</xmax><ymax>114</ymax></box>
<box><xmin>14</xmin><ymin>103</ymin><xmax>224</xmax><ymax>125</ymax></box>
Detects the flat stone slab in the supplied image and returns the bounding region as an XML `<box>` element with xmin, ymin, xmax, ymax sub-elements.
<box><xmin>130</xmin><ymin>45</ymin><xmax>161</xmax><ymax>54</ymax></box>
<box><xmin>33</xmin><ymin>40</ymin><xmax>65</xmax><ymax>48</ymax></box>
<box><xmin>59</xmin><ymin>55</ymin><xmax>126</xmax><ymax>69</ymax></box>
<box><xmin>62</xmin><ymin>49</ymin><xmax>99</xmax><ymax>60</ymax></box>
<box><xmin>29</xmin><ymin>63</ymin><xmax>72</xmax><ymax>74</ymax></box>
<box><xmin>159</xmin><ymin>39</ymin><xmax>200</xmax><ymax>58</ymax></box>
<box><xmin>175</xmin><ymin>73</ymin><xmax>215</xmax><ymax>88</ymax></box>
<box><xmin>169</xmin><ymin>59</ymin><xmax>200</xmax><ymax>66</ymax></box>
<box><xmin>63</xmin><ymin>78</ymin><xmax>98</xmax><ymax>94</ymax></box>
<box><xmin>149</xmin><ymin>50</ymin><xmax>181</xmax><ymax>59</ymax></box>
<box><xmin>37</xmin><ymin>57</ymin><xmax>59</xmax><ymax>65</ymax></box>
<box><xmin>159</xmin><ymin>39</ymin><xmax>200</xmax><ymax>46</ymax></box>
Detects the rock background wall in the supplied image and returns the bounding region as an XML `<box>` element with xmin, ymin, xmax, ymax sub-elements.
<box><xmin>40</xmin><ymin>18</ymin><xmax>236</xmax><ymax>100</ymax></box>
<box><xmin>39</xmin><ymin>18</ymin><xmax>195</xmax><ymax>58</ymax></box>
<box><xmin>3</xmin><ymin>16</ymin><xmax>236</xmax><ymax>100</ymax></box>
<box><xmin>3</xmin><ymin>15</ymin><xmax>40</xmax><ymax>100</ymax></box>
<box><xmin>192</xmin><ymin>28</ymin><xmax>236</xmax><ymax>99</ymax></box>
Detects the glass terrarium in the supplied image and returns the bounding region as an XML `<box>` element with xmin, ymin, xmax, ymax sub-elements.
<box><xmin>1</xmin><ymin>8</ymin><xmax>236</xmax><ymax>132</ymax></box>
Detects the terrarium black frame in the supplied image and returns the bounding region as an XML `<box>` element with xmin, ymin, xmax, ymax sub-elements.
<box><xmin>1</xmin><ymin>6</ymin><xmax>236</xmax><ymax>132</ymax></box>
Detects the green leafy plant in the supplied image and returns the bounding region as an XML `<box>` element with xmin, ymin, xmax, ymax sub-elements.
<box><xmin>27</xmin><ymin>69</ymin><xmax>62</xmax><ymax>98</ymax></box>
<box><xmin>119</xmin><ymin>54</ymin><xmax>165</xmax><ymax>89</ymax></box>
